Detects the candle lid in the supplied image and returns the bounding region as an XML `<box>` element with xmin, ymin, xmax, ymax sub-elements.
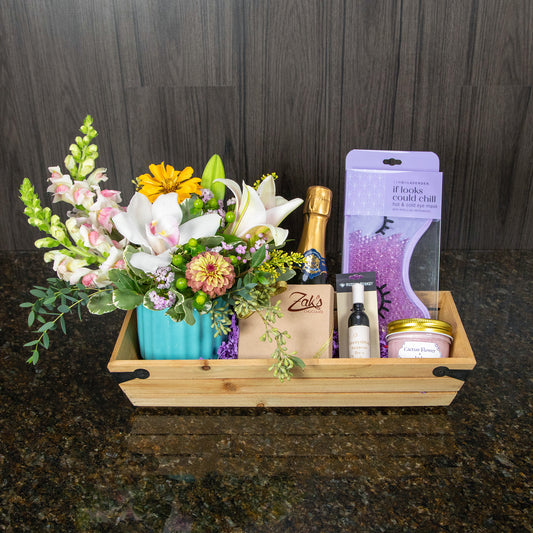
<box><xmin>386</xmin><ymin>318</ymin><xmax>453</xmax><ymax>337</ymax></box>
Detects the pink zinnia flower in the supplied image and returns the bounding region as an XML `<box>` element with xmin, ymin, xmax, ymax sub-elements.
<box><xmin>185</xmin><ymin>251</ymin><xmax>235</xmax><ymax>298</ymax></box>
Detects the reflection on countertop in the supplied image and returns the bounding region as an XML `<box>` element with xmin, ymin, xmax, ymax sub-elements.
<box><xmin>1</xmin><ymin>250</ymin><xmax>531</xmax><ymax>532</ymax></box>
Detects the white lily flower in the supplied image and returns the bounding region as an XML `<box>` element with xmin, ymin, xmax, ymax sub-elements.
<box><xmin>216</xmin><ymin>175</ymin><xmax>303</xmax><ymax>246</ymax></box>
<box><xmin>112</xmin><ymin>192</ymin><xmax>221</xmax><ymax>273</ymax></box>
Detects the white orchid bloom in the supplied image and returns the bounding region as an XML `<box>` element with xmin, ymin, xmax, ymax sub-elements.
<box><xmin>216</xmin><ymin>175</ymin><xmax>303</xmax><ymax>246</ymax></box>
<box><xmin>112</xmin><ymin>192</ymin><xmax>221</xmax><ymax>273</ymax></box>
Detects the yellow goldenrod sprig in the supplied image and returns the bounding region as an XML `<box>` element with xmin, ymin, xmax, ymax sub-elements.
<box><xmin>258</xmin><ymin>250</ymin><xmax>304</xmax><ymax>280</ymax></box>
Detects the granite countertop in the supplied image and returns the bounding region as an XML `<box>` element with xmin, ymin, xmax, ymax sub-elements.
<box><xmin>0</xmin><ymin>250</ymin><xmax>531</xmax><ymax>532</ymax></box>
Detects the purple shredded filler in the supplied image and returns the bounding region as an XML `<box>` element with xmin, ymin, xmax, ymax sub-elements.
<box><xmin>332</xmin><ymin>329</ymin><xmax>339</xmax><ymax>358</ymax></box>
<box><xmin>217</xmin><ymin>314</ymin><xmax>238</xmax><ymax>359</ymax></box>
<box><xmin>348</xmin><ymin>230</ymin><xmax>427</xmax><ymax>354</ymax></box>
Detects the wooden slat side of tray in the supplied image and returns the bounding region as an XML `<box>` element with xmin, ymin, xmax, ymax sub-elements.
<box><xmin>119</xmin><ymin>388</ymin><xmax>456</xmax><ymax>407</ymax></box>
<box><xmin>118</xmin><ymin>376</ymin><xmax>462</xmax><ymax>396</ymax></box>
<box><xmin>107</xmin><ymin>356</ymin><xmax>475</xmax><ymax>380</ymax></box>
<box><xmin>108</xmin><ymin>309</ymin><xmax>140</xmax><ymax>366</ymax></box>
<box><xmin>108</xmin><ymin>360</ymin><xmax>474</xmax><ymax>386</ymax></box>
<box><xmin>438</xmin><ymin>291</ymin><xmax>475</xmax><ymax>365</ymax></box>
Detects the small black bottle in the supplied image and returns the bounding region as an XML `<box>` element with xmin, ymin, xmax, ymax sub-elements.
<box><xmin>348</xmin><ymin>283</ymin><xmax>370</xmax><ymax>358</ymax></box>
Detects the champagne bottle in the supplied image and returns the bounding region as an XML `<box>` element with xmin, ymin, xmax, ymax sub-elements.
<box><xmin>348</xmin><ymin>283</ymin><xmax>370</xmax><ymax>358</ymax></box>
<box><xmin>297</xmin><ymin>186</ymin><xmax>332</xmax><ymax>284</ymax></box>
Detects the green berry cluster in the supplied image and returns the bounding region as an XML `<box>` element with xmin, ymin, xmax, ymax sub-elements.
<box><xmin>171</xmin><ymin>238</ymin><xmax>210</xmax><ymax>310</ymax></box>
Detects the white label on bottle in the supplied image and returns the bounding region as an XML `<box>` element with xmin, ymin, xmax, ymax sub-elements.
<box><xmin>348</xmin><ymin>326</ymin><xmax>370</xmax><ymax>358</ymax></box>
<box><xmin>398</xmin><ymin>341</ymin><xmax>442</xmax><ymax>358</ymax></box>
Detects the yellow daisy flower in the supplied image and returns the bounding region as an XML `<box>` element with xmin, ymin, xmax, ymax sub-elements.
<box><xmin>135</xmin><ymin>162</ymin><xmax>202</xmax><ymax>203</ymax></box>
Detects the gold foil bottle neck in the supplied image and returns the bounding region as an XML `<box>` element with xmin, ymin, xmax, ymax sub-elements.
<box><xmin>303</xmin><ymin>186</ymin><xmax>332</xmax><ymax>218</ymax></box>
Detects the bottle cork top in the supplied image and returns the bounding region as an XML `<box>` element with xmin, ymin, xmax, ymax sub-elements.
<box><xmin>351</xmin><ymin>283</ymin><xmax>365</xmax><ymax>305</ymax></box>
<box><xmin>303</xmin><ymin>186</ymin><xmax>332</xmax><ymax>217</ymax></box>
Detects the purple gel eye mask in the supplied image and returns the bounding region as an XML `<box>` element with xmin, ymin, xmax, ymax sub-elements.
<box><xmin>342</xmin><ymin>151</ymin><xmax>443</xmax><ymax>351</ymax></box>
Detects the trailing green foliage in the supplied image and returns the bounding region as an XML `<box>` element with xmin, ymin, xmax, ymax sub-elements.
<box><xmin>20</xmin><ymin>278</ymin><xmax>94</xmax><ymax>364</ymax></box>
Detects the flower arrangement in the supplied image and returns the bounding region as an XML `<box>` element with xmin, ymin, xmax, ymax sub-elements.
<box><xmin>20</xmin><ymin>116</ymin><xmax>305</xmax><ymax>381</ymax></box>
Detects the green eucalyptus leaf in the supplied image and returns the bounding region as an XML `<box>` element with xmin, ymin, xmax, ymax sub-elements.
<box><xmin>37</xmin><ymin>322</ymin><xmax>55</xmax><ymax>333</ymax></box>
<box><xmin>23</xmin><ymin>340</ymin><xmax>39</xmax><ymax>347</ymax></box>
<box><xmin>255</xmin><ymin>274</ymin><xmax>269</xmax><ymax>285</ymax></box>
<box><xmin>57</xmin><ymin>304</ymin><xmax>70</xmax><ymax>314</ymax></box>
<box><xmin>43</xmin><ymin>296</ymin><xmax>56</xmax><ymax>306</ymax></box>
<box><xmin>201</xmin><ymin>154</ymin><xmax>225</xmax><ymax>201</ymax></box>
<box><xmin>277</xmin><ymin>268</ymin><xmax>297</xmax><ymax>282</ymax></box>
<box><xmin>291</xmin><ymin>355</ymin><xmax>305</xmax><ymax>369</ymax></box>
<box><xmin>30</xmin><ymin>289</ymin><xmax>47</xmax><ymax>298</ymax></box>
<box><xmin>42</xmin><ymin>332</ymin><xmax>50</xmax><ymax>349</ymax></box>
<box><xmin>250</xmin><ymin>245</ymin><xmax>267</xmax><ymax>268</ymax></box>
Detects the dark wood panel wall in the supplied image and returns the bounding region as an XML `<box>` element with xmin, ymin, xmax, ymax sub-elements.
<box><xmin>1</xmin><ymin>0</ymin><xmax>532</xmax><ymax>253</ymax></box>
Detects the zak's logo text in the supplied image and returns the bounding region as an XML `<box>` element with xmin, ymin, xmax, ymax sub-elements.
<box><xmin>288</xmin><ymin>292</ymin><xmax>323</xmax><ymax>312</ymax></box>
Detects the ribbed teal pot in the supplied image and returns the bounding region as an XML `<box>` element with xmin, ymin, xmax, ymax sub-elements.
<box><xmin>136</xmin><ymin>306</ymin><xmax>224</xmax><ymax>360</ymax></box>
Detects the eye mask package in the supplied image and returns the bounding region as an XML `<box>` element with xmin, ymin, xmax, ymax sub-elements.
<box><xmin>342</xmin><ymin>150</ymin><xmax>443</xmax><ymax>354</ymax></box>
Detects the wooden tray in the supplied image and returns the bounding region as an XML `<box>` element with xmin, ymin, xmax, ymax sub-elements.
<box><xmin>108</xmin><ymin>291</ymin><xmax>476</xmax><ymax>407</ymax></box>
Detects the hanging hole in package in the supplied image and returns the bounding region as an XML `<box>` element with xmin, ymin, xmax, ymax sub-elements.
<box><xmin>342</xmin><ymin>150</ymin><xmax>443</xmax><ymax>354</ymax></box>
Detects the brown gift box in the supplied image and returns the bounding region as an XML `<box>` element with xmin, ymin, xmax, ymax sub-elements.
<box><xmin>238</xmin><ymin>284</ymin><xmax>335</xmax><ymax>359</ymax></box>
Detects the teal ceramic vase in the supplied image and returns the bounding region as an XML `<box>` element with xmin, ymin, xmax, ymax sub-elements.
<box><xmin>136</xmin><ymin>306</ymin><xmax>224</xmax><ymax>360</ymax></box>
